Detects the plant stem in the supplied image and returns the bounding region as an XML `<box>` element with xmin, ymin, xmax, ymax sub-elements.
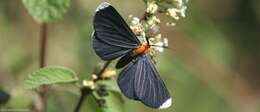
<box><xmin>36</xmin><ymin>23</ymin><xmax>48</xmax><ymax>112</ymax></box>
<box><xmin>74</xmin><ymin>87</ymin><xmax>91</xmax><ymax>112</ymax></box>
<box><xmin>74</xmin><ymin>91</ymin><xmax>87</xmax><ymax>112</ymax></box>
<box><xmin>40</xmin><ymin>23</ymin><xmax>47</xmax><ymax>68</ymax></box>
<box><xmin>74</xmin><ymin>61</ymin><xmax>111</xmax><ymax>112</ymax></box>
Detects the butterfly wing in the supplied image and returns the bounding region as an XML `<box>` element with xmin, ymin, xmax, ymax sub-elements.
<box><xmin>117</xmin><ymin>55</ymin><xmax>172</xmax><ymax>109</ymax></box>
<box><xmin>92</xmin><ymin>32</ymin><xmax>133</xmax><ymax>60</ymax></box>
<box><xmin>93</xmin><ymin>2</ymin><xmax>140</xmax><ymax>60</ymax></box>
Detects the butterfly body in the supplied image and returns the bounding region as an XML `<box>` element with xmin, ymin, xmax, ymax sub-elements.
<box><xmin>134</xmin><ymin>43</ymin><xmax>149</xmax><ymax>55</ymax></box>
<box><xmin>92</xmin><ymin>2</ymin><xmax>172</xmax><ymax>109</ymax></box>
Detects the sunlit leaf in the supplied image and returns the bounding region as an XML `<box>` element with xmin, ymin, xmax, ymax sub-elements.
<box><xmin>24</xmin><ymin>66</ymin><xmax>78</xmax><ymax>89</ymax></box>
<box><xmin>22</xmin><ymin>0</ymin><xmax>70</xmax><ymax>23</ymax></box>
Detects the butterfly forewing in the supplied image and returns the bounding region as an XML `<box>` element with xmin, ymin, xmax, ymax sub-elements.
<box><xmin>93</xmin><ymin>2</ymin><xmax>140</xmax><ymax>60</ymax></box>
<box><xmin>92</xmin><ymin>32</ymin><xmax>132</xmax><ymax>60</ymax></box>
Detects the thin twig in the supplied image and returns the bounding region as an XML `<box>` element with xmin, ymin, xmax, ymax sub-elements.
<box><xmin>35</xmin><ymin>23</ymin><xmax>48</xmax><ymax>112</ymax></box>
<box><xmin>74</xmin><ymin>87</ymin><xmax>92</xmax><ymax>112</ymax></box>
<box><xmin>74</xmin><ymin>92</ymin><xmax>86</xmax><ymax>112</ymax></box>
<box><xmin>74</xmin><ymin>61</ymin><xmax>112</xmax><ymax>112</ymax></box>
<box><xmin>94</xmin><ymin>61</ymin><xmax>112</xmax><ymax>82</ymax></box>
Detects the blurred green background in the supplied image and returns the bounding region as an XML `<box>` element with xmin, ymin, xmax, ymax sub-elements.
<box><xmin>0</xmin><ymin>0</ymin><xmax>260</xmax><ymax>112</ymax></box>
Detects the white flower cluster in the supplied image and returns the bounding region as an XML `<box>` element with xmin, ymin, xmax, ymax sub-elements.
<box><xmin>146</xmin><ymin>1</ymin><xmax>158</xmax><ymax>14</ymax></box>
<box><xmin>166</xmin><ymin>0</ymin><xmax>189</xmax><ymax>26</ymax></box>
<box><xmin>129</xmin><ymin>16</ymin><xmax>168</xmax><ymax>54</ymax></box>
<box><xmin>127</xmin><ymin>0</ymin><xmax>189</xmax><ymax>57</ymax></box>
<box><xmin>128</xmin><ymin>16</ymin><xmax>145</xmax><ymax>36</ymax></box>
<box><xmin>145</xmin><ymin>16</ymin><xmax>160</xmax><ymax>28</ymax></box>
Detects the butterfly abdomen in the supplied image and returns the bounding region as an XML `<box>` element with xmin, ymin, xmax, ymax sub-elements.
<box><xmin>116</xmin><ymin>43</ymin><xmax>149</xmax><ymax>69</ymax></box>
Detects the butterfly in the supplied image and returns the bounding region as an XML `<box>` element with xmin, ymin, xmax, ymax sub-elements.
<box><xmin>92</xmin><ymin>2</ymin><xmax>172</xmax><ymax>109</ymax></box>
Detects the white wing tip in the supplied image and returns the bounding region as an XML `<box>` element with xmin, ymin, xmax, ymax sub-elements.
<box><xmin>91</xmin><ymin>31</ymin><xmax>95</xmax><ymax>37</ymax></box>
<box><xmin>96</xmin><ymin>2</ymin><xmax>111</xmax><ymax>12</ymax></box>
<box><xmin>159</xmin><ymin>98</ymin><xmax>172</xmax><ymax>109</ymax></box>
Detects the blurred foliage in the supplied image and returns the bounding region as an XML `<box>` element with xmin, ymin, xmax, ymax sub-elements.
<box><xmin>22</xmin><ymin>0</ymin><xmax>70</xmax><ymax>23</ymax></box>
<box><xmin>0</xmin><ymin>89</ymin><xmax>10</xmax><ymax>105</ymax></box>
<box><xmin>0</xmin><ymin>0</ymin><xmax>260</xmax><ymax>112</ymax></box>
<box><xmin>46</xmin><ymin>85</ymin><xmax>79</xmax><ymax>112</ymax></box>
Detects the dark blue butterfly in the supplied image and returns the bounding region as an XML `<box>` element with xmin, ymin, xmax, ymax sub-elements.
<box><xmin>92</xmin><ymin>2</ymin><xmax>172</xmax><ymax>109</ymax></box>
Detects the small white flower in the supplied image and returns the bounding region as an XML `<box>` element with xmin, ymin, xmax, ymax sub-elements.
<box><xmin>166</xmin><ymin>8</ymin><xmax>180</xmax><ymax>20</ymax></box>
<box><xmin>180</xmin><ymin>6</ymin><xmax>187</xmax><ymax>17</ymax></box>
<box><xmin>83</xmin><ymin>80</ymin><xmax>95</xmax><ymax>89</ymax></box>
<box><xmin>92</xmin><ymin>74</ymin><xmax>98</xmax><ymax>79</ymax></box>
<box><xmin>131</xmin><ymin>17</ymin><xmax>140</xmax><ymax>26</ymax></box>
<box><xmin>163</xmin><ymin>38</ymin><xmax>168</xmax><ymax>47</ymax></box>
<box><xmin>102</xmin><ymin>69</ymin><xmax>116</xmax><ymax>78</ymax></box>
<box><xmin>166</xmin><ymin>22</ymin><xmax>176</xmax><ymax>26</ymax></box>
<box><xmin>146</xmin><ymin>1</ymin><xmax>158</xmax><ymax>14</ymax></box>
<box><xmin>153</xmin><ymin>16</ymin><xmax>160</xmax><ymax>23</ymax></box>
<box><xmin>155</xmin><ymin>41</ymin><xmax>164</xmax><ymax>52</ymax></box>
<box><xmin>130</xmin><ymin>17</ymin><xmax>144</xmax><ymax>35</ymax></box>
<box><xmin>146</xmin><ymin>16</ymin><xmax>160</xmax><ymax>27</ymax></box>
<box><xmin>155</xmin><ymin>34</ymin><xmax>162</xmax><ymax>39</ymax></box>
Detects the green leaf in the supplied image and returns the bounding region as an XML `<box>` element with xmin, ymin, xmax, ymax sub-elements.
<box><xmin>24</xmin><ymin>66</ymin><xmax>78</xmax><ymax>89</ymax></box>
<box><xmin>22</xmin><ymin>0</ymin><xmax>70</xmax><ymax>23</ymax></box>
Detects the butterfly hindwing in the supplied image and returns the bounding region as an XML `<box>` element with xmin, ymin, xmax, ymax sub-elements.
<box><xmin>117</xmin><ymin>59</ymin><xmax>138</xmax><ymax>100</ymax></box>
<box><xmin>115</xmin><ymin>51</ymin><xmax>137</xmax><ymax>69</ymax></box>
<box><xmin>117</xmin><ymin>55</ymin><xmax>172</xmax><ymax>109</ymax></box>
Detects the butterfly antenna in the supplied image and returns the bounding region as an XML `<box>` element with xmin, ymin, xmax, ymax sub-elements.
<box><xmin>150</xmin><ymin>44</ymin><xmax>171</xmax><ymax>50</ymax></box>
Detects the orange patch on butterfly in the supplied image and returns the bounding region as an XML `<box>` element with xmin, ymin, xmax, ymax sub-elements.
<box><xmin>135</xmin><ymin>43</ymin><xmax>149</xmax><ymax>54</ymax></box>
